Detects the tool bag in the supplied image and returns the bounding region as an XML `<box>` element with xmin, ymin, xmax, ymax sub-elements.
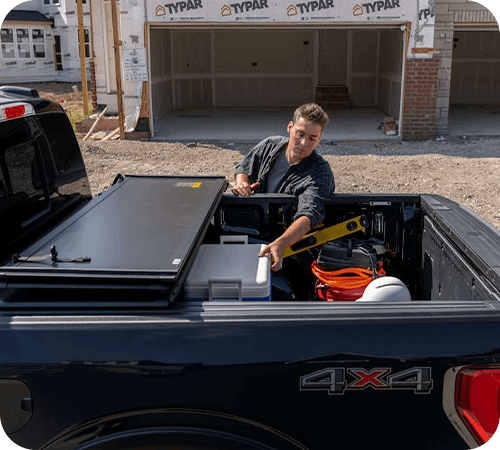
<box><xmin>316</xmin><ymin>237</ymin><xmax>386</xmax><ymax>271</ymax></box>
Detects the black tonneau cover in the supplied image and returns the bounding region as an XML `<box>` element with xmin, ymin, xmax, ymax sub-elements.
<box><xmin>0</xmin><ymin>175</ymin><xmax>227</xmax><ymax>299</ymax></box>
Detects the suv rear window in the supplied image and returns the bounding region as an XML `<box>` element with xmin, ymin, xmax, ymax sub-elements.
<box><xmin>0</xmin><ymin>109</ymin><xmax>90</xmax><ymax>263</ymax></box>
<box><xmin>0</xmin><ymin>120</ymin><xmax>49</xmax><ymax>232</ymax></box>
<box><xmin>37</xmin><ymin>114</ymin><xmax>86</xmax><ymax>177</ymax></box>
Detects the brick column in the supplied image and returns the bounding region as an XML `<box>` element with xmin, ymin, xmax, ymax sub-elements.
<box><xmin>402</xmin><ymin>58</ymin><xmax>439</xmax><ymax>141</ymax></box>
<box><xmin>89</xmin><ymin>59</ymin><xmax>98</xmax><ymax>111</ymax></box>
<box><xmin>434</xmin><ymin>2</ymin><xmax>455</xmax><ymax>137</ymax></box>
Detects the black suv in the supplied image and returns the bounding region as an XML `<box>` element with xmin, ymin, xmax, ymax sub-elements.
<box><xmin>0</xmin><ymin>86</ymin><xmax>91</xmax><ymax>264</ymax></box>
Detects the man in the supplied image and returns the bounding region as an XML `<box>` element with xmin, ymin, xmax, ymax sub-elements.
<box><xmin>233</xmin><ymin>103</ymin><xmax>335</xmax><ymax>271</ymax></box>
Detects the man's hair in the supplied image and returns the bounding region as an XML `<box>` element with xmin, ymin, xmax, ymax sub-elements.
<box><xmin>293</xmin><ymin>103</ymin><xmax>329</xmax><ymax>130</ymax></box>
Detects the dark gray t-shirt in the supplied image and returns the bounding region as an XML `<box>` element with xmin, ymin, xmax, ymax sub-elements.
<box><xmin>265</xmin><ymin>145</ymin><xmax>289</xmax><ymax>193</ymax></box>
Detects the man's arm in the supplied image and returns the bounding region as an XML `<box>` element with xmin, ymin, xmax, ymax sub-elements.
<box><xmin>233</xmin><ymin>138</ymin><xmax>268</xmax><ymax>195</ymax></box>
<box><xmin>234</xmin><ymin>136</ymin><xmax>286</xmax><ymax>196</ymax></box>
<box><xmin>258</xmin><ymin>215</ymin><xmax>311</xmax><ymax>271</ymax></box>
<box><xmin>292</xmin><ymin>160</ymin><xmax>335</xmax><ymax>229</ymax></box>
<box><xmin>259</xmin><ymin>163</ymin><xmax>333</xmax><ymax>271</ymax></box>
<box><xmin>233</xmin><ymin>173</ymin><xmax>261</xmax><ymax>196</ymax></box>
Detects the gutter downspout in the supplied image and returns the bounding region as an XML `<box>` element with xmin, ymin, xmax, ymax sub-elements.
<box><xmin>398</xmin><ymin>21</ymin><xmax>411</xmax><ymax>138</ymax></box>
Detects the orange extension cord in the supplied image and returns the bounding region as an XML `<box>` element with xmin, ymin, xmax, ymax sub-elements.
<box><xmin>311</xmin><ymin>260</ymin><xmax>386</xmax><ymax>301</ymax></box>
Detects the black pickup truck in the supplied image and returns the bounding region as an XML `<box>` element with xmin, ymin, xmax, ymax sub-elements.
<box><xmin>1</xmin><ymin>88</ymin><xmax>500</xmax><ymax>450</ymax></box>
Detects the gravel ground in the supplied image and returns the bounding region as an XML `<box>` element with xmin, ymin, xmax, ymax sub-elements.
<box><xmin>79</xmin><ymin>136</ymin><xmax>500</xmax><ymax>231</ymax></box>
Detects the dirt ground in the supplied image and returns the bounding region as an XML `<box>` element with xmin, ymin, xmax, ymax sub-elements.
<box><xmin>79</xmin><ymin>138</ymin><xmax>500</xmax><ymax>231</ymax></box>
<box><xmin>14</xmin><ymin>82</ymin><xmax>500</xmax><ymax>230</ymax></box>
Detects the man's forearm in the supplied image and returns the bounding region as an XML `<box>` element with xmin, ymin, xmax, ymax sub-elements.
<box><xmin>274</xmin><ymin>215</ymin><xmax>311</xmax><ymax>250</ymax></box>
<box><xmin>259</xmin><ymin>215</ymin><xmax>311</xmax><ymax>271</ymax></box>
<box><xmin>235</xmin><ymin>173</ymin><xmax>249</xmax><ymax>185</ymax></box>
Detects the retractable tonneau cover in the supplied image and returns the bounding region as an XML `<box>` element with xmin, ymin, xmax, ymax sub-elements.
<box><xmin>1</xmin><ymin>175</ymin><xmax>227</xmax><ymax>301</ymax></box>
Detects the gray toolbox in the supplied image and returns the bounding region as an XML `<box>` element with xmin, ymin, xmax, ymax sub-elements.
<box><xmin>184</xmin><ymin>235</ymin><xmax>271</xmax><ymax>301</ymax></box>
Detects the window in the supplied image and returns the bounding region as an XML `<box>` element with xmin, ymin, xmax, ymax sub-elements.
<box><xmin>43</xmin><ymin>0</ymin><xmax>60</xmax><ymax>4</ymax></box>
<box><xmin>0</xmin><ymin>137</ymin><xmax>49</xmax><ymax>235</ymax></box>
<box><xmin>16</xmin><ymin>28</ymin><xmax>31</xmax><ymax>59</ymax></box>
<box><xmin>1</xmin><ymin>28</ymin><xmax>14</xmax><ymax>59</ymax></box>
<box><xmin>77</xmin><ymin>28</ymin><xmax>91</xmax><ymax>58</ymax></box>
<box><xmin>38</xmin><ymin>114</ymin><xmax>89</xmax><ymax>179</ymax></box>
<box><xmin>54</xmin><ymin>35</ymin><xmax>63</xmax><ymax>70</ymax></box>
<box><xmin>84</xmin><ymin>28</ymin><xmax>90</xmax><ymax>58</ymax></box>
<box><xmin>0</xmin><ymin>27</ymin><xmax>46</xmax><ymax>60</ymax></box>
<box><xmin>32</xmin><ymin>29</ymin><xmax>45</xmax><ymax>58</ymax></box>
<box><xmin>1</xmin><ymin>143</ymin><xmax>44</xmax><ymax>204</ymax></box>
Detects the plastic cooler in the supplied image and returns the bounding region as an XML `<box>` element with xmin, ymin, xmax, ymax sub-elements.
<box><xmin>184</xmin><ymin>236</ymin><xmax>271</xmax><ymax>301</ymax></box>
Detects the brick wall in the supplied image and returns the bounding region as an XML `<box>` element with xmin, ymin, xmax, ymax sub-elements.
<box><xmin>402</xmin><ymin>58</ymin><xmax>439</xmax><ymax>141</ymax></box>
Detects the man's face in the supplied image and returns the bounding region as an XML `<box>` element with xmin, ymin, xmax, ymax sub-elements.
<box><xmin>286</xmin><ymin>116</ymin><xmax>323</xmax><ymax>164</ymax></box>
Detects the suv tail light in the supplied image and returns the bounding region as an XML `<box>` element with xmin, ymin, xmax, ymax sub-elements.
<box><xmin>444</xmin><ymin>366</ymin><xmax>500</xmax><ymax>448</ymax></box>
<box><xmin>0</xmin><ymin>102</ymin><xmax>35</xmax><ymax>121</ymax></box>
<box><xmin>456</xmin><ymin>368</ymin><xmax>500</xmax><ymax>445</ymax></box>
<box><xmin>5</xmin><ymin>104</ymin><xmax>26</xmax><ymax>119</ymax></box>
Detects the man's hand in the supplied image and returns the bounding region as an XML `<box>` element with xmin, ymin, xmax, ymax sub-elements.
<box><xmin>233</xmin><ymin>173</ymin><xmax>260</xmax><ymax>196</ymax></box>
<box><xmin>259</xmin><ymin>216</ymin><xmax>312</xmax><ymax>272</ymax></box>
<box><xmin>259</xmin><ymin>240</ymin><xmax>287</xmax><ymax>272</ymax></box>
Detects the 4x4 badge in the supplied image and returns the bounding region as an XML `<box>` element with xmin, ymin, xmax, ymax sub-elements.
<box><xmin>300</xmin><ymin>367</ymin><xmax>433</xmax><ymax>395</ymax></box>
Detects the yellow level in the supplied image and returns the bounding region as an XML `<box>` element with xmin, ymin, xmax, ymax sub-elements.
<box><xmin>283</xmin><ymin>215</ymin><xmax>368</xmax><ymax>258</ymax></box>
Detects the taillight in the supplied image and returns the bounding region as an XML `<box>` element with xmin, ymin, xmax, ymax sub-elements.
<box><xmin>454</xmin><ymin>367</ymin><xmax>500</xmax><ymax>446</ymax></box>
<box><xmin>5</xmin><ymin>104</ymin><xmax>25</xmax><ymax>119</ymax></box>
<box><xmin>0</xmin><ymin>102</ymin><xmax>35</xmax><ymax>121</ymax></box>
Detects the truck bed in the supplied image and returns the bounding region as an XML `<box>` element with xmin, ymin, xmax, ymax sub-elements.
<box><xmin>2</xmin><ymin>187</ymin><xmax>500</xmax><ymax>449</ymax></box>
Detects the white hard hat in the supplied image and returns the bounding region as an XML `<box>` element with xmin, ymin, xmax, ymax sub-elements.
<box><xmin>357</xmin><ymin>276</ymin><xmax>411</xmax><ymax>302</ymax></box>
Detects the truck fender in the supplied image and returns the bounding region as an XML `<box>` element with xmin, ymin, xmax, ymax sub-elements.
<box><xmin>40</xmin><ymin>408</ymin><xmax>309</xmax><ymax>450</ymax></box>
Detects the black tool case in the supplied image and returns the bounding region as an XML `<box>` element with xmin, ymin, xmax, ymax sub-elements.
<box><xmin>0</xmin><ymin>175</ymin><xmax>228</xmax><ymax>301</ymax></box>
<box><xmin>316</xmin><ymin>238</ymin><xmax>384</xmax><ymax>271</ymax></box>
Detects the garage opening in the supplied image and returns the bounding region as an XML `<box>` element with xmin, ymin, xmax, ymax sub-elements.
<box><xmin>148</xmin><ymin>26</ymin><xmax>405</xmax><ymax>142</ymax></box>
<box><xmin>449</xmin><ymin>28</ymin><xmax>500</xmax><ymax>136</ymax></box>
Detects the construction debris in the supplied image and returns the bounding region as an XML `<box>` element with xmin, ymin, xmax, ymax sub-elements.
<box><xmin>89</xmin><ymin>131</ymin><xmax>108</xmax><ymax>140</ymax></box>
<box><xmin>72</xmin><ymin>85</ymin><xmax>81</xmax><ymax>100</ymax></box>
<box><xmin>383</xmin><ymin>117</ymin><xmax>398</xmax><ymax>136</ymax></box>
<box><xmin>101</xmin><ymin>127</ymin><xmax>121</xmax><ymax>141</ymax></box>
<box><xmin>83</xmin><ymin>107</ymin><xmax>108</xmax><ymax>141</ymax></box>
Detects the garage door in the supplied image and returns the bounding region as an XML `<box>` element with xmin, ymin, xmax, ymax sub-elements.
<box><xmin>450</xmin><ymin>29</ymin><xmax>500</xmax><ymax>106</ymax></box>
<box><xmin>148</xmin><ymin>26</ymin><xmax>405</xmax><ymax>122</ymax></box>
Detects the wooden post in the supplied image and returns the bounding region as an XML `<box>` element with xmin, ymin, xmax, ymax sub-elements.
<box><xmin>76</xmin><ymin>0</ymin><xmax>89</xmax><ymax>117</ymax></box>
<box><xmin>111</xmin><ymin>0</ymin><xmax>125</xmax><ymax>140</ymax></box>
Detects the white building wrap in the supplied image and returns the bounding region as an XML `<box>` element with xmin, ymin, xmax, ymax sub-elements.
<box><xmin>1</xmin><ymin>0</ymin><xmax>91</xmax><ymax>83</ymax></box>
<box><xmin>146</xmin><ymin>0</ymin><xmax>436</xmax><ymax>50</ymax></box>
